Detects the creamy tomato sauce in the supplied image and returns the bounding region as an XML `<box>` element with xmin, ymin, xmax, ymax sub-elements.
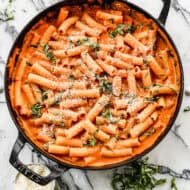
<box><xmin>8</xmin><ymin>1</ymin><xmax>181</xmax><ymax>167</ymax></box>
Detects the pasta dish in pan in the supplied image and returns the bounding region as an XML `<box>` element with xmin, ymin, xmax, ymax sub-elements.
<box><xmin>8</xmin><ymin>1</ymin><xmax>181</xmax><ymax>166</ymax></box>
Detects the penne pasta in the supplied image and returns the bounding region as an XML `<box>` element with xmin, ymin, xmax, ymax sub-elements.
<box><xmin>112</xmin><ymin>76</ymin><xmax>122</xmax><ymax>96</ymax></box>
<box><xmin>59</xmin><ymin>16</ymin><xmax>79</xmax><ymax>34</ymax></box>
<box><xmin>127</xmin><ymin>72</ymin><xmax>137</xmax><ymax>95</ymax></box>
<box><xmin>56</xmin><ymin>136</ymin><xmax>82</xmax><ymax>147</ymax></box>
<box><xmin>82</xmin><ymin>12</ymin><xmax>106</xmax><ymax>31</ymax></box>
<box><xmin>84</xmin><ymin>120</ymin><xmax>110</xmax><ymax>142</ymax></box>
<box><xmin>65</xmin><ymin>121</ymin><xmax>85</xmax><ymax>139</ymax></box>
<box><xmin>70</xmin><ymin>147</ymin><xmax>98</xmax><ymax>157</ymax></box>
<box><xmin>150</xmin><ymin>84</ymin><xmax>178</xmax><ymax>96</ymax></box>
<box><xmin>124</xmin><ymin>33</ymin><xmax>148</xmax><ymax>54</ymax></box>
<box><xmin>81</xmin><ymin>51</ymin><xmax>102</xmax><ymax>74</ymax></box>
<box><xmin>48</xmin><ymin>144</ymin><xmax>69</xmax><ymax>155</ymax></box>
<box><xmin>101</xmin><ymin>147</ymin><xmax>132</xmax><ymax>157</ymax></box>
<box><xmin>96</xmin><ymin>10</ymin><xmax>123</xmax><ymax>23</ymax></box>
<box><xmin>96</xmin><ymin>59</ymin><xmax>116</xmax><ymax>76</ymax></box>
<box><xmin>75</xmin><ymin>21</ymin><xmax>101</xmax><ymax>37</ymax></box>
<box><xmin>28</xmin><ymin>73</ymin><xmax>86</xmax><ymax>90</ymax></box>
<box><xmin>146</xmin><ymin>55</ymin><xmax>165</xmax><ymax>78</ymax></box>
<box><xmin>115</xmin><ymin>51</ymin><xmax>143</xmax><ymax>65</ymax></box>
<box><xmin>87</xmin><ymin>95</ymin><xmax>110</xmax><ymax>121</ymax></box>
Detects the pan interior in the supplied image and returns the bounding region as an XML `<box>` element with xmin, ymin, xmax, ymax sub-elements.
<box><xmin>5</xmin><ymin>0</ymin><xmax>183</xmax><ymax>169</ymax></box>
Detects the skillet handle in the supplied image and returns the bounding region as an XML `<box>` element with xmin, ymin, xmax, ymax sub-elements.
<box><xmin>158</xmin><ymin>0</ymin><xmax>171</xmax><ymax>25</ymax></box>
<box><xmin>9</xmin><ymin>133</ymin><xmax>68</xmax><ymax>185</ymax></box>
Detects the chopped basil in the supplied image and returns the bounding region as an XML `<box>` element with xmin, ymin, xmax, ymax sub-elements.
<box><xmin>67</xmin><ymin>74</ymin><xmax>75</xmax><ymax>80</ymax></box>
<box><xmin>89</xmin><ymin>43</ymin><xmax>100</xmax><ymax>58</ymax></box>
<box><xmin>25</xmin><ymin>61</ymin><xmax>32</xmax><ymax>66</ymax></box>
<box><xmin>94</xmin><ymin>128</ymin><xmax>99</xmax><ymax>135</ymax></box>
<box><xmin>111</xmin><ymin>157</ymin><xmax>167</xmax><ymax>190</ymax></box>
<box><xmin>51</xmin><ymin>133</ymin><xmax>56</xmax><ymax>139</ymax></box>
<box><xmin>40</xmin><ymin>43</ymin><xmax>56</xmax><ymax>63</ymax></box>
<box><xmin>95</xmin><ymin>74</ymin><xmax>113</xmax><ymax>94</ymax></box>
<box><xmin>60</xmin><ymin>121</ymin><xmax>65</xmax><ymax>128</ymax></box>
<box><xmin>83</xmin><ymin>38</ymin><xmax>90</xmax><ymax>43</ymax></box>
<box><xmin>152</xmin><ymin>84</ymin><xmax>178</xmax><ymax>95</ymax></box>
<box><xmin>41</xmin><ymin>91</ymin><xmax>48</xmax><ymax>101</ymax></box>
<box><xmin>100</xmin><ymin>80</ymin><xmax>112</xmax><ymax>93</ymax></box>
<box><xmin>0</xmin><ymin>7</ymin><xmax>14</xmax><ymax>22</ymax></box>
<box><xmin>110</xmin><ymin>117</ymin><xmax>120</xmax><ymax>124</ymax></box>
<box><xmin>102</xmin><ymin>109</ymin><xmax>120</xmax><ymax>124</ymax></box>
<box><xmin>102</xmin><ymin>109</ymin><xmax>111</xmax><ymax>119</ymax></box>
<box><xmin>76</xmin><ymin>39</ymin><xmax>81</xmax><ymax>46</ymax></box>
<box><xmin>143</xmin><ymin>59</ymin><xmax>149</xmax><ymax>67</ymax></box>
<box><xmin>49</xmin><ymin>119</ymin><xmax>54</xmax><ymax>125</ymax></box>
<box><xmin>109</xmin><ymin>24</ymin><xmax>124</xmax><ymax>38</ymax></box>
<box><xmin>83</xmin><ymin>137</ymin><xmax>96</xmax><ymax>147</ymax></box>
<box><xmin>144</xmin><ymin>96</ymin><xmax>160</xmax><ymax>103</ymax></box>
<box><xmin>105</xmin><ymin>102</ymin><xmax>112</xmax><ymax>108</ymax></box>
<box><xmin>170</xmin><ymin>177</ymin><xmax>178</xmax><ymax>190</ymax></box>
<box><xmin>31</xmin><ymin>102</ymin><xmax>43</xmax><ymax>118</ymax></box>
<box><xmin>43</xmin><ymin>141</ymin><xmax>53</xmax><ymax>148</ymax></box>
<box><xmin>127</xmin><ymin>94</ymin><xmax>137</xmax><ymax>104</ymax></box>
<box><xmin>109</xmin><ymin>24</ymin><xmax>136</xmax><ymax>39</ymax></box>
<box><xmin>53</xmin><ymin>96</ymin><xmax>60</xmax><ymax>105</ymax></box>
<box><xmin>184</xmin><ymin>106</ymin><xmax>190</xmax><ymax>112</ymax></box>
<box><xmin>141</xmin><ymin>128</ymin><xmax>156</xmax><ymax>138</ymax></box>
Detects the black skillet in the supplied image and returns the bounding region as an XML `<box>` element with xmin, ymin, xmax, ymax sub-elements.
<box><xmin>4</xmin><ymin>0</ymin><xmax>184</xmax><ymax>185</ymax></box>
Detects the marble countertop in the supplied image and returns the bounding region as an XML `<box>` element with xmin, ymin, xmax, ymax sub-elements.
<box><xmin>0</xmin><ymin>0</ymin><xmax>190</xmax><ymax>189</ymax></box>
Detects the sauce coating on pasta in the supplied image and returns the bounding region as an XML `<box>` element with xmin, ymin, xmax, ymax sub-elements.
<box><xmin>8</xmin><ymin>1</ymin><xmax>181</xmax><ymax>167</ymax></box>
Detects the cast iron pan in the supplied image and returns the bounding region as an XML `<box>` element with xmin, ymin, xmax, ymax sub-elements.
<box><xmin>4</xmin><ymin>0</ymin><xmax>184</xmax><ymax>185</ymax></box>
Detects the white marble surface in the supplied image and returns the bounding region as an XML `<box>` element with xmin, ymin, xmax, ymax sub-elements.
<box><xmin>0</xmin><ymin>0</ymin><xmax>190</xmax><ymax>189</ymax></box>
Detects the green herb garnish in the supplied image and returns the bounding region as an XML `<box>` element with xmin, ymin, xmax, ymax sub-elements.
<box><xmin>102</xmin><ymin>108</ymin><xmax>112</xmax><ymax>119</ymax></box>
<box><xmin>170</xmin><ymin>177</ymin><xmax>178</xmax><ymax>190</ymax></box>
<box><xmin>83</xmin><ymin>137</ymin><xmax>96</xmax><ymax>147</ymax></box>
<box><xmin>76</xmin><ymin>39</ymin><xmax>81</xmax><ymax>46</ymax></box>
<box><xmin>41</xmin><ymin>91</ymin><xmax>48</xmax><ymax>101</ymax></box>
<box><xmin>102</xmin><ymin>109</ymin><xmax>120</xmax><ymax>124</ymax></box>
<box><xmin>60</xmin><ymin>121</ymin><xmax>65</xmax><ymax>128</ymax></box>
<box><xmin>98</xmin><ymin>77</ymin><xmax>112</xmax><ymax>93</ymax></box>
<box><xmin>144</xmin><ymin>96</ymin><xmax>160</xmax><ymax>103</ymax></box>
<box><xmin>51</xmin><ymin>133</ymin><xmax>56</xmax><ymax>139</ymax></box>
<box><xmin>90</xmin><ymin>43</ymin><xmax>100</xmax><ymax>58</ymax></box>
<box><xmin>95</xmin><ymin>74</ymin><xmax>113</xmax><ymax>94</ymax></box>
<box><xmin>143</xmin><ymin>59</ymin><xmax>149</xmax><ymax>67</ymax></box>
<box><xmin>0</xmin><ymin>8</ymin><xmax>14</xmax><ymax>22</ymax></box>
<box><xmin>127</xmin><ymin>94</ymin><xmax>137</xmax><ymax>104</ymax></box>
<box><xmin>31</xmin><ymin>102</ymin><xmax>43</xmax><ymax>117</ymax></box>
<box><xmin>184</xmin><ymin>106</ymin><xmax>190</xmax><ymax>112</ymax></box>
<box><xmin>141</xmin><ymin>128</ymin><xmax>156</xmax><ymax>138</ymax></box>
<box><xmin>53</xmin><ymin>96</ymin><xmax>60</xmax><ymax>106</ymax></box>
<box><xmin>111</xmin><ymin>157</ymin><xmax>167</xmax><ymax>190</ymax></box>
<box><xmin>67</xmin><ymin>74</ymin><xmax>75</xmax><ymax>80</ymax></box>
<box><xmin>109</xmin><ymin>24</ymin><xmax>136</xmax><ymax>39</ymax></box>
<box><xmin>40</xmin><ymin>43</ymin><xmax>56</xmax><ymax>63</ymax></box>
<box><xmin>25</xmin><ymin>61</ymin><xmax>32</xmax><ymax>66</ymax></box>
